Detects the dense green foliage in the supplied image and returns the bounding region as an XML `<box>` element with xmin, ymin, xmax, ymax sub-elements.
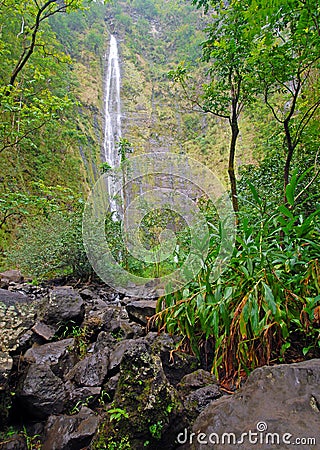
<box><xmin>0</xmin><ymin>0</ymin><xmax>107</xmax><ymax>271</ymax></box>
<box><xmin>155</xmin><ymin>183</ymin><xmax>320</xmax><ymax>379</ymax></box>
<box><xmin>155</xmin><ymin>0</ymin><xmax>320</xmax><ymax>380</ymax></box>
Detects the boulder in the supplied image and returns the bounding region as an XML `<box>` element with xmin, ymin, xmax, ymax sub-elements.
<box><xmin>24</xmin><ymin>339</ymin><xmax>76</xmax><ymax>377</ymax></box>
<box><xmin>79</xmin><ymin>288</ymin><xmax>98</xmax><ymax>301</ymax></box>
<box><xmin>101</xmin><ymin>305</ymin><xmax>144</xmax><ymax>340</ymax></box>
<box><xmin>184</xmin><ymin>385</ymin><xmax>222</xmax><ymax>422</ymax></box>
<box><xmin>65</xmin><ymin>383</ymin><xmax>101</xmax><ymax>409</ymax></box>
<box><xmin>126</xmin><ymin>299</ymin><xmax>157</xmax><ymax>325</ymax></box>
<box><xmin>177</xmin><ymin>369</ymin><xmax>222</xmax><ymax>422</ymax></box>
<box><xmin>0</xmin><ymin>288</ymin><xmax>27</xmax><ymax>304</ymax></box>
<box><xmin>17</xmin><ymin>364</ymin><xmax>67</xmax><ymax>418</ymax></box>
<box><xmin>65</xmin><ymin>348</ymin><xmax>109</xmax><ymax>387</ymax></box>
<box><xmin>0</xmin><ymin>289</ymin><xmax>36</xmax><ymax>354</ymax></box>
<box><xmin>146</xmin><ymin>333</ymin><xmax>200</xmax><ymax>386</ymax></box>
<box><xmin>107</xmin><ymin>339</ymin><xmax>135</xmax><ymax>373</ymax></box>
<box><xmin>102</xmin><ymin>373</ymin><xmax>120</xmax><ymax>401</ymax></box>
<box><xmin>182</xmin><ymin>359</ymin><xmax>320</xmax><ymax>449</ymax></box>
<box><xmin>102</xmin><ymin>305</ymin><xmax>128</xmax><ymax>330</ymax></box>
<box><xmin>40</xmin><ymin>287</ymin><xmax>85</xmax><ymax>327</ymax></box>
<box><xmin>31</xmin><ymin>321</ymin><xmax>56</xmax><ymax>341</ymax></box>
<box><xmin>42</xmin><ymin>407</ymin><xmax>100</xmax><ymax>450</ymax></box>
<box><xmin>177</xmin><ymin>369</ymin><xmax>218</xmax><ymax>396</ymax></box>
<box><xmin>92</xmin><ymin>341</ymin><xmax>185</xmax><ymax>450</ymax></box>
<box><xmin>0</xmin><ymin>270</ymin><xmax>23</xmax><ymax>288</ymax></box>
<box><xmin>94</xmin><ymin>331</ymin><xmax>116</xmax><ymax>352</ymax></box>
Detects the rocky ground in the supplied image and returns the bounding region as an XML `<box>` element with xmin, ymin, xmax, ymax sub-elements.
<box><xmin>0</xmin><ymin>270</ymin><xmax>319</xmax><ymax>449</ymax></box>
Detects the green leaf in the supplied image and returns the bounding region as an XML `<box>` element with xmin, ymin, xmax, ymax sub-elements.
<box><xmin>302</xmin><ymin>346</ymin><xmax>312</xmax><ymax>356</ymax></box>
<box><xmin>285</xmin><ymin>183</ymin><xmax>295</xmax><ymax>206</ymax></box>
<box><xmin>250</xmin><ymin>295</ymin><xmax>259</xmax><ymax>334</ymax></box>
<box><xmin>224</xmin><ymin>286</ymin><xmax>233</xmax><ymax>300</ymax></box>
<box><xmin>248</xmin><ymin>182</ymin><xmax>262</xmax><ymax>206</ymax></box>
<box><xmin>263</xmin><ymin>283</ymin><xmax>277</xmax><ymax>315</ymax></box>
<box><xmin>286</xmin><ymin>169</ymin><xmax>299</xmax><ymax>206</ymax></box>
<box><xmin>208</xmin><ymin>309</ymin><xmax>219</xmax><ymax>337</ymax></box>
<box><xmin>278</xmin><ymin>205</ymin><xmax>294</xmax><ymax>219</ymax></box>
<box><xmin>239</xmin><ymin>314</ymin><xmax>247</xmax><ymax>338</ymax></box>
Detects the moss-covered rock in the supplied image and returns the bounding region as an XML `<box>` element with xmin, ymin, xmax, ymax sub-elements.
<box><xmin>91</xmin><ymin>340</ymin><xmax>186</xmax><ymax>449</ymax></box>
<box><xmin>0</xmin><ymin>290</ymin><xmax>36</xmax><ymax>355</ymax></box>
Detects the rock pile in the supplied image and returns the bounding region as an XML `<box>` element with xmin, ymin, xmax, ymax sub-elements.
<box><xmin>0</xmin><ymin>280</ymin><xmax>319</xmax><ymax>449</ymax></box>
<box><xmin>0</xmin><ymin>282</ymin><xmax>221</xmax><ymax>449</ymax></box>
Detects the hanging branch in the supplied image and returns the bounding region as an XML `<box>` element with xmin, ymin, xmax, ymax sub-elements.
<box><xmin>0</xmin><ymin>119</ymin><xmax>50</xmax><ymax>153</ymax></box>
<box><xmin>6</xmin><ymin>0</ymin><xmax>79</xmax><ymax>93</ymax></box>
<box><xmin>294</xmin><ymin>148</ymin><xmax>320</xmax><ymax>203</ymax></box>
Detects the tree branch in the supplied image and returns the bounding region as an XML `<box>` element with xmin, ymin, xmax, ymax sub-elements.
<box><xmin>295</xmin><ymin>148</ymin><xmax>320</xmax><ymax>202</ymax></box>
<box><xmin>178</xmin><ymin>77</ymin><xmax>229</xmax><ymax>119</ymax></box>
<box><xmin>264</xmin><ymin>85</ymin><xmax>283</xmax><ymax>123</ymax></box>
<box><xmin>7</xmin><ymin>0</ymin><xmax>76</xmax><ymax>91</ymax></box>
<box><xmin>0</xmin><ymin>119</ymin><xmax>50</xmax><ymax>153</ymax></box>
<box><xmin>292</xmin><ymin>98</ymin><xmax>320</xmax><ymax>149</ymax></box>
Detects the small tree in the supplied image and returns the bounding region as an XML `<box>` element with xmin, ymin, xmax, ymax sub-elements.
<box><xmin>188</xmin><ymin>0</ymin><xmax>320</xmax><ymax>208</ymax></box>
<box><xmin>249</xmin><ymin>0</ymin><xmax>320</xmax><ymax>205</ymax></box>
<box><xmin>170</xmin><ymin>2</ymin><xmax>257</xmax><ymax>215</ymax></box>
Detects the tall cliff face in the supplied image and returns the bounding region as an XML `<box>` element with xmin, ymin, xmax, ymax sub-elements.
<box><xmin>99</xmin><ymin>0</ymin><xmax>258</xmax><ymax>185</ymax></box>
<box><xmin>49</xmin><ymin>0</ymin><xmax>257</xmax><ymax>190</ymax></box>
<box><xmin>104</xmin><ymin>0</ymin><xmax>205</xmax><ymax>155</ymax></box>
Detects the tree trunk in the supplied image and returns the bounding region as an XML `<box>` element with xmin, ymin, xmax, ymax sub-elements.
<box><xmin>228</xmin><ymin>103</ymin><xmax>239</xmax><ymax>215</ymax></box>
<box><xmin>283</xmin><ymin>118</ymin><xmax>294</xmax><ymax>205</ymax></box>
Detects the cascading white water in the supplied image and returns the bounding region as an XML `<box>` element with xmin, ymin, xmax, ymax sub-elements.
<box><xmin>103</xmin><ymin>34</ymin><xmax>122</xmax><ymax>217</ymax></box>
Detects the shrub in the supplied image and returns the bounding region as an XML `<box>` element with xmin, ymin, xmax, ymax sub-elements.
<box><xmin>154</xmin><ymin>182</ymin><xmax>320</xmax><ymax>382</ymax></box>
<box><xmin>8</xmin><ymin>211</ymin><xmax>92</xmax><ymax>280</ymax></box>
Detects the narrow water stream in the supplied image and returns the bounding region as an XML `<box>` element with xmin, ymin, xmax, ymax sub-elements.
<box><xmin>103</xmin><ymin>34</ymin><xmax>122</xmax><ymax>217</ymax></box>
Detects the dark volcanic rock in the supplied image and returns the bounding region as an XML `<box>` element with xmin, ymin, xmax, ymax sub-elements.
<box><xmin>17</xmin><ymin>364</ymin><xmax>67</xmax><ymax>418</ymax></box>
<box><xmin>184</xmin><ymin>359</ymin><xmax>320</xmax><ymax>450</ymax></box>
<box><xmin>24</xmin><ymin>339</ymin><xmax>76</xmax><ymax>377</ymax></box>
<box><xmin>101</xmin><ymin>304</ymin><xmax>144</xmax><ymax>339</ymax></box>
<box><xmin>79</xmin><ymin>288</ymin><xmax>98</xmax><ymax>301</ymax></box>
<box><xmin>0</xmin><ymin>288</ymin><xmax>28</xmax><ymax>306</ymax></box>
<box><xmin>184</xmin><ymin>385</ymin><xmax>222</xmax><ymax>421</ymax></box>
<box><xmin>40</xmin><ymin>287</ymin><xmax>85</xmax><ymax>326</ymax></box>
<box><xmin>126</xmin><ymin>299</ymin><xmax>157</xmax><ymax>325</ymax></box>
<box><xmin>31</xmin><ymin>321</ymin><xmax>56</xmax><ymax>341</ymax></box>
<box><xmin>0</xmin><ymin>289</ymin><xmax>37</xmax><ymax>357</ymax></box>
<box><xmin>66</xmin><ymin>348</ymin><xmax>109</xmax><ymax>387</ymax></box>
<box><xmin>146</xmin><ymin>333</ymin><xmax>200</xmax><ymax>386</ymax></box>
<box><xmin>177</xmin><ymin>369</ymin><xmax>222</xmax><ymax>421</ymax></box>
<box><xmin>177</xmin><ymin>369</ymin><xmax>218</xmax><ymax>396</ymax></box>
<box><xmin>0</xmin><ymin>270</ymin><xmax>23</xmax><ymax>288</ymax></box>
<box><xmin>92</xmin><ymin>341</ymin><xmax>185</xmax><ymax>450</ymax></box>
<box><xmin>108</xmin><ymin>339</ymin><xmax>135</xmax><ymax>372</ymax></box>
<box><xmin>42</xmin><ymin>407</ymin><xmax>100</xmax><ymax>450</ymax></box>
<box><xmin>65</xmin><ymin>383</ymin><xmax>101</xmax><ymax>408</ymax></box>
<box><xmin>102</xmin><ymin>372</ymin><xmax>120</xmax><ymax>401</ymax></box>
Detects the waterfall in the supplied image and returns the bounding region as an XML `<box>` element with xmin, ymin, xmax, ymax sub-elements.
<box><xmin>103</xmin><ymin>34</ymin><xmax>122</xmax><ymax>217</ymax></box>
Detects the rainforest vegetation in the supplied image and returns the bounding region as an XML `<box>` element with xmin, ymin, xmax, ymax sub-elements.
<box><xmin>0</xmin><ymin>0</ymin><xmax>320</xmax><ymax>381</ymax></box>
